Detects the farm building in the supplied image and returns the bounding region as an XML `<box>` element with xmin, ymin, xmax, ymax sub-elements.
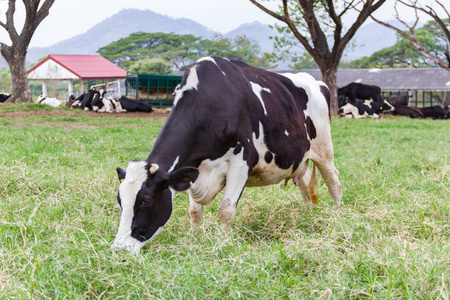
<box><xmin>27</xmin><ymin>54</ymin><xmax>128</xmax><ymax>98</ymax></box>
<box><xmin>278</xmin><ymin>68</ymin><xmax>450</xmax><ymax>107</ymax></box>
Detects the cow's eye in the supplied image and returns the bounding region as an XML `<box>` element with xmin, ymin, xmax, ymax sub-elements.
<box><xmin>140</xmin><ymin>196</ymin><xmax>152</xmax><ymax>208</ymax></box>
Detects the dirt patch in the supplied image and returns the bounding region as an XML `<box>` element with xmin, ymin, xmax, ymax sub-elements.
<box><xmin>0</xmin><ymin>107</ymin><xmax>171</xmax><ymax>119</ymax></box>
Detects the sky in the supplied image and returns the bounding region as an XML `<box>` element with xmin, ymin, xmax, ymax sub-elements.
<box><xmin>0</xmin><ymin>0</ymin><xmax>440</xmax><ymax>48</ymax></box>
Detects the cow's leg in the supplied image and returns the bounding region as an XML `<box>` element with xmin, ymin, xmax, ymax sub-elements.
<box><xmin>311</xmin><ymin>136</ymin><xmax>342</xmax><ymax>206</ymax></box>
<box><xmin>188</xmin><ymin>196</ymin><xmax>204</xmax><ymax>225</ymax></box>
<box><xmin>218</xmin><ymin>156</ymin><xmax>248</xmax><ymax>228</ymax></box>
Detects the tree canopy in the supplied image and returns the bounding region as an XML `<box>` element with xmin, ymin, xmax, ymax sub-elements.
<box><xmin>344</xmin><ymin>19</ymin><xmax>446</xmax><ymax>69</ymax></box>
<box><xmin>97</xmin><ymin>32</ymin><xmax>272</xmax><ymax>72</ymax></box>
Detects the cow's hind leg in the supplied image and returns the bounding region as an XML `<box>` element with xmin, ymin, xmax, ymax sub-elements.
<box><xmin>311</xmin><ymin>139</ymin><xmax>342</xmax><ymax>206</ymax></box>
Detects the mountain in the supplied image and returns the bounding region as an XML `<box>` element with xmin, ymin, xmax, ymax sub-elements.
<box><xmin>225</xmin><ymin>21</ymin><xmax>277</xmax><ymax>54</ymax></box>
<box><xmin>25</xmin><ymin>9</ymin><xmax>217</xmax><ymax>64</ymax></box>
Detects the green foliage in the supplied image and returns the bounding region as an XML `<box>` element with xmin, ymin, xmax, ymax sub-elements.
<box><xmin>98</xmin><ymin>32</ymin><xmax>272</xmax><ymax>71</ymax></box>
<box><xmin>345</xmin><ymin>19</ymin><xmax>449</xmax><ymax>69</ymax></box>
<box><xmin>128</xmin><ymin>57</ymin><xmax>174</xmax><ymax>75</ymax></box>
<box><xmin>0</xmin><ymin>110</ymin><xmax>449</xmax><ymax>298</ymax></box>
<box><xmin>0</xmin><ymin>69</ymin><xmax>12</xmax><ymax>93</ymax></box>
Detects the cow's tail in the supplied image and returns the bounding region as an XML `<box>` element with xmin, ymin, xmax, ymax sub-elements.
<box><xmin>308</xmin><ymin>163</ymin><xmax>319</xmax><ymax>205</ymax></box>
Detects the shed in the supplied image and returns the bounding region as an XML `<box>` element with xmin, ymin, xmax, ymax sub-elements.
<box><xmin>27</xmin><ymin>54</ymin><xmax>128</xmax><ymax>98</ymax></box>
<box><xmin>277</xmin><ymin>68</ymin><xmax>450</xmax><ymax>107</ymax></box>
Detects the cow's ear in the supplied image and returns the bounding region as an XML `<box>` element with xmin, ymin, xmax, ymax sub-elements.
<box><xmin>168</xmin><ymin>167</ymin><xmax>199</xmax><ymax>191</ymax></box>
<box><xmin>116</xmin><ymin>167</ymin><xmax>126</xmax><ymax>183</ymax></box>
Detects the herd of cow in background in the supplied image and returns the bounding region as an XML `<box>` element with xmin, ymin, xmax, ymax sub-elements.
<box><xmin>337</xmin><ymin>82</ymin><xmax>450</xmax><ymax>119</ymax></box>
<box><xmin>35</xmin><ymin>88</ymin><xmax>154</xmax><ymax>113</ymax></box>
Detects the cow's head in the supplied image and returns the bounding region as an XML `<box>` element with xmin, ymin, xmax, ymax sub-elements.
<box><xmin>112</xmin><ymin>161</ymin><xmax>199</xmax><ymax>254</ymax></box>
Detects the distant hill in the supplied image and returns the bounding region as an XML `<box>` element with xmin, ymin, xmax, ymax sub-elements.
<box><xmin>0</xmin><ymin>9</ymin><xmax>409</xmax><ymax>70</ymax></box>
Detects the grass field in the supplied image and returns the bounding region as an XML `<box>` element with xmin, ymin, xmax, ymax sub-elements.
<box><xmin>0</xmin><ymin>105</ymin><xmax>449</xmax><ymax>299</ymax></box>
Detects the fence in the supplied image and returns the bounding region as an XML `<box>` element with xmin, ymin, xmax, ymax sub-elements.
<box><xmin>382</xmin><ymin>90</ymin><xmax>449</xmax><ymax>107</ymax></box>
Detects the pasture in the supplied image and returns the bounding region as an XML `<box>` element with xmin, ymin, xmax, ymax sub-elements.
<box><xmin>0</xmin><ymin>104</ymin><xmax>449</xmax><ymax>299</ymax></box>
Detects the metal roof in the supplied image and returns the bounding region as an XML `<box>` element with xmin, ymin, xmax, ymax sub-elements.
<box><xmin>276</xmin><ymin>68</ymin><xmax>450</xmax><ymax>91</ymax></box>
<box><xmin>27</xmin><ymin>54</ymin><xmax>128</xmax><ymax>80</ymax></box>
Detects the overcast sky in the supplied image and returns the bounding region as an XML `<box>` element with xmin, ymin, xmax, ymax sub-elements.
<box><xmin>0</xmin><ymin>0</ymin><xmax>439</xmax><ymax>48</ymax></box>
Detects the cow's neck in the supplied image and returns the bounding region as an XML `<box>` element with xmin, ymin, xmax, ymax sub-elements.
<box><xmin>146</xmin><ymin>110</ymin><xmax>197</xmax><ymax>172</ymax></box>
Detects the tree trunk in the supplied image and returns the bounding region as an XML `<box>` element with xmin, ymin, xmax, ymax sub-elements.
<box><xmin>320</xmin><ymin>67</ymin><xmax>338</xmax><ymax>115</ymax></box>
<box><xmin>1</xmin><ymin>47</ymin><xmax>32</xmax><ymax>103</ymax></box>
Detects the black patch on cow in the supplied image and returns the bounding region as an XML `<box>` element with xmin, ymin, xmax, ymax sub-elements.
<box><xmin>233</xmin><ymin>143</ymin><xmax>243</xmax><ymax>155</ymax></box>
<box><xmin>306</xmin><ymin>117</ymin><xmax>317</xmax><ymax>140</ymax></box>
<box><xmin>264</xmin><ymin>151</ymin><xmax>273</xmax><ymax>164</ymax></box>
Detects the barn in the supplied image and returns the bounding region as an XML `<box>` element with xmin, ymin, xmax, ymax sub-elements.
<box><xmin>27</xmin><ymin>54</ymin><xmax>128</xmax><ymax>98</ymax></box>
<box><xmin>278</xmin><ymin>68</ymin><xmax>450</xmax><ymax>107</ymax></box>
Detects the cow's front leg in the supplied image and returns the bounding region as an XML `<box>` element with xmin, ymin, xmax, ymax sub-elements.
<box><xmin>218</xmin><ymin>153</ymin><xmax>248</xmax><ymax>228</ymax></box>
<box><xmin>189</xmin><ymin>196</ymin><xmax>204</xmax><ymax>225</ymax></box>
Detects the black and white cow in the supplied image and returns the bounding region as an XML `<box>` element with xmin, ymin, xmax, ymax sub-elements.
<box><xmin>0</xmin><ymin>92</ymin><xmax>11</xmax><ymax>103</ymax></box>
<box><xmin>338</xmin><ymin>82</ymin><xmax>383</xmax><ymax>103</ymax></box>
<box><xmin>118</xmin><ymin>96</ymin><xmax>153</xmax><ymax>112</ymax></box>
<box><xmin>338</xmin><ymin>100</ymin><xmax>394</xmax><ymax>119</ymax></box>
<box><xmin>112</xmin><ymin>57</ymin><xmax>342</xmax><ymax>254</ymax></box>
<box><xmin>80</xmin><ymin>89</ymin><xmax>99</xmax><ymax>111</ymax></box>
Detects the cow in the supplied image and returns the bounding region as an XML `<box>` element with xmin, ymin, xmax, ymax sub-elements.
<box><xmin>91</xmin><ymin>88</ymin><xmax>105</xmax><ymax>112</ymax></box>
<box><xmin>118</xmin><ymin>96</ymin><xmax>153</xmax><ymax>112</ymax></box>
<box><xmin>98</xmin><ymin>95</ymin><xmax>127</xmax><ymax>113</ymax></box>
<box><xmin>338</xmin><ymin>82</ymin><xmax>383</xmax><ymax>103</ymax></box>
<box><xmin>36</xmin><ymin>94</ymin><xmax>62</xmax><ymax>107</ymax></box>
<box><xmin>112</xmin><ymin>57</ymin><xmax>342</xmax><ymax>254</ymax></box>
<box><xmin>387</xmin><ymin>94</ymin><xmax>410</xmax><ymax>106</ymax></box>
<box><xmin>392</xmin><ymin>104</ymin><xmax>424</xmax><ymax>118</ymax></box>
<box><xmin>0</xmin><ymin>92</ymin><xmax>11</xmax><ymax>103</ymax></box>
<box><xmin>80</xmin><ymin>89</ymin><xmax>99</xmax><ymax>111</ymax></box>
<box><xmin>338</xmin><ymin>100</ymin><xmax>394</xmax><ymax>119</ymax></box>
<box><xmin>419</xmin><ymin>106</ymin><xmax>448</xmax><ymax>119</ymax></box>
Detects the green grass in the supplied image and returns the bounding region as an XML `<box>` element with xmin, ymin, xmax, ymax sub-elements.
<box><xmin>0</xmin><ymin>111</ymin><xmax>449</xmax><ymax>299</ymax></box>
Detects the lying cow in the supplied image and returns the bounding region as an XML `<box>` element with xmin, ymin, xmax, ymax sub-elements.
<box><xmin>80</xmin><ymin>89</ymin><xmax>99</xmax><ymax>111</ymax></box>
<box><xmin>419</xmin><ymin>106</ymin><xmax>448</xmax><ymax>119</ymax></box>
<box><xmin>392</xmin><ymin>104</ymin><xmax>424</xmax><ymax>118</ymax></box>
<box><xmin>0</xmin><ymin>92</ymin><xmax>11</xmax><ymax>103</ymax></box>
<box><xmin>118</xmin><ymin>96</ymin><xmax>153</xmax><ymax>112</ymax></box>
<box><xmin>112</xmin><ymin>57</ymin><xmax>342</xmax><ymax>254</ymax></box>
<box><xmin>387</xmin><ymin>94</ymin><xmax>410</xmax><ymax>106</ymax></box>
<box><xmin>36</xmin><ymin>94</ymin><xmax>62</xmax><ymax>107</ymax></box>
<box><xmin>98</xmin><ymin>95</ymin><xmax>126</xmax><ymax>113</ymax></box>
<box><xmin>338</xmin><ymin>100</ymin><xmax>394</xmax><ymax>118</ymax></box>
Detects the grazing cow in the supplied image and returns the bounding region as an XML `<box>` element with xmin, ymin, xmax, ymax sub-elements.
<box><xmin>0</xmin><ymin>92</ymin><xmax>11</xmax><ymax>103</ymax></box>
<box><xmin>118</xmin><ymin>96</ymin><xmax>153</xmax><ymax>112</ymax></box>
<box><xmin>387</xmin><ymin>94</ymin><xmax>410</xmax><ymax>106</ymax></box>
<box><xmin>36</xmin><ymin>94</ymin><xmax>62</xmax><ymax>107</ymax></box>
<box><xmin>338</xmin><ymin>82</ymin><xmax>383</xmax><ymax>103</ymax></box>
<box><xmin>112</xmin><ymin>57</ymin><xmax>342</xmax><ymax>254</ymax></box>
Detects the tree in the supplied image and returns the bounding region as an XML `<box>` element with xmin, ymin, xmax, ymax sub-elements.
<box><xmin>0</xmin><ymin>0</ymin><xmax>55</xmax><ymax>103</ymax></box>
<box><xmin>371</xmin><ymin>0</ymin><xmax>450</xmax><ymax>71</ymax></box>
<box><xmin>347</xmin><ymin>20</ymin><xmax>443</xmax><ymax>69</ymax></box>
<box><xmin>128</xmin><ymin>58</ymin><xmax>174</xmax><ymax>75</ymax></box>
<box><xmin>98</xmin><ymin>32</ymin><xmax>272</xmax><ymax>72</ymax></box>
<box><xmin>250</xmin><ymin>0</ymin><xmax>387</xmax><ymax>112</ymax></box>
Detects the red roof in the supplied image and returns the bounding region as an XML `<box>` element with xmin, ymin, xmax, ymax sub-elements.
<box><xmin>27</xmin><ymin>54</ymin><xmax>128</xmax><ymax>80</ymax></box>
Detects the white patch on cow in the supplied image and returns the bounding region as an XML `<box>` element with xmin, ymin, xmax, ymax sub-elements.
<box><xmin>281</xmin><ymin>72</ymin><xmax>329</xmax><ymax>131</ymax></box>
<box><xmin>284</xmin><ymin>130</ymin><xmax>289</xmax><ymax>136</ymax></box>
<box><xmin>250</xmin><ymin>82</ymin><xmax>271</xmax><ymax>116</ymax></box>
<box><xmin>111</xmin><ymin>161</ymin><xmax>148</xmax><ymax>254</ymax></box>
<box><xmin>196</xmin><ymin>57</ymin><xmax>226</xmax><ymax>76</ymax></box>
<box><xmin>173</xmin><ymin>66</ymin><xmax>200</xmax><ymax>107</ymax></box>
<box><xmin>168</xmin><ymin>156</ymin><xmax>180</xmax><ymax>173</ymax></box>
